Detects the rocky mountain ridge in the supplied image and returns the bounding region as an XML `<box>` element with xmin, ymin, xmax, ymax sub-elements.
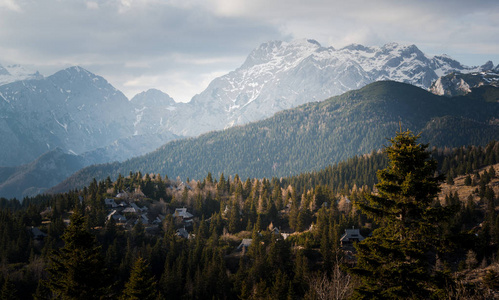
<box><xmin>430</xmin><ymin>70</ymin><xmax>499</xmax><ymax>97</ymax></box>
<box><xmin>0</xmin><ymin>67</ymin><xmax>179</xmax><ymax>166</ymax></box>
<box><xmin>2</xmin><ymin>40</ymin><xmax>495</xmax><ymax>143</ymax></box>
<box><xmin>0</xmin><ymin>63</ymin><xmax>43</xmax><ymax>86</ymax></box>
<box><xmin>166</xmin><ymin>39</ymin><xmax>495</xmax><ymax>136</ymax></box>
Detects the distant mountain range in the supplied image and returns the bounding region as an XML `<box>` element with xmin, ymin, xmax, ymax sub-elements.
<box><xmin>158</xmin><ymin>39</ymin><xmax>496</xmax><ymax>136</ymax></box>
<box><xmin>430</xmin><ymin>70</ymin><xmax>499</xmax><ymax>97</ymax></box>
<box><xmin>1</xmin><ymin>40</ymin><xmax>494</xmax><ymax>164</ymax></box>
<box><xmin>0</xmin><ymin>63</ymin><xmax>43</xmax><ymax>85</ymax></box>
<box><xmin>0</xmin><ymin>66</ymin><xmax>180</xmax><ymax>167</ymax></box>
<box><xmin>50</xmin><ymin>81</ymin><xmax>499</xmax><ymax>194</ymax></box>
<box><xmin>0</xmin><ymin>148</ymin><xmax>85</xmax><ymax>199</ymax></box>
<box><xmin>0</xmin><ymin>39</ymin><xmax>497</xmax><ymax>199</ymax></box>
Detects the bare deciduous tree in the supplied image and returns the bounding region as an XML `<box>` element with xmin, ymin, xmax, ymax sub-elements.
<box><xmin>307</xmin><ymin>258</ymin><xmax>354</xmax><ymax>300</ymax></box>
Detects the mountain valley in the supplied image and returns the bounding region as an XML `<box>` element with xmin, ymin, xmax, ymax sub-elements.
<box><xmin>50</xmin><ymin>81</ymin><xmax>499</xmax><ymax>194</ymax></box>
<box><xmin>0</xmin><ymin>39</ymin><xmax>498</xmax><ymax>199</ymax></box>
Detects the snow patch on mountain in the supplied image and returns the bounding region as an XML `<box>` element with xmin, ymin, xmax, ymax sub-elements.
<box><xmin>430</xmin><ymin>70</ymin><xmax>499</xmax><ymax>97</ymax></box>
<box><xmin>0</xmin><ymin>63</ymin><xmax>43</xmax><ymax>86</ymax></box>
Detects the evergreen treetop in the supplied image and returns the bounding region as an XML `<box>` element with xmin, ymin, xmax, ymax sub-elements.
<box><xmin>46</xmin><ymin>211</ymin><xmax>109</xmax><ymax>300</ymax></box>
<box><xmin>352</xmin><ymin>130</ymin><xmax>451</xmax><ymax>299</ymax></box>
<box><xmin>122</xmin><ymin>257</ymin><xmax>157</xmax><ymax>300</ymax></box>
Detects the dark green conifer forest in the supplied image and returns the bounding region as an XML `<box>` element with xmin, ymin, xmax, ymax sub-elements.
<box><xmin>0</xmin><ymin>136</ymin><xmax>498</xmax><ymax>299</ymax></box>
<box><xmin>352</xmin><ymin>131</ymin><xmax>450</xmax><ymax>299</ymax></box>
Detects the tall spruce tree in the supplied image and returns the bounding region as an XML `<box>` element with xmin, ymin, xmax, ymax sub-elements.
<box><xmin>46</xmin><ymin>211</ymin><xmax>109</xmax><ymax>299</ymax></box>
<box><xmin>122</xmin><ymin>257</ymin><xmax>157</xmax><ymax>300</ymax></box>
<box><xmin>352</xmin><ymin>130</ymin><xmax>451</xmax><ymax>299</ymax></box>
<box><xmin>1</xmin><ymin>277</ymin><xmax>17</xmax><ymax>300</ymax></box>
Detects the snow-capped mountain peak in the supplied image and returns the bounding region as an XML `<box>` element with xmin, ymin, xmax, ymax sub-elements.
<box><xmin>0</xmin><ymin>63</ymin><xmax>43</xmax><ymax>86</ymax></box>
<box><xmin>51</xmin><ymin>66</ymin><xmax>109</xmax><ymax>86</ymax></box>
<box><xmin>180</xmin><ymin>39</ymin><xmax>495</xmax><ymax>137</ymax></box>
<box><xmin>430</xmin><ymin>70</ymin><xmax>499</xmax><ymax>96</ymax></box>
<box><xmin>131</xmin><ymin>89</ymin><xmax>176</xmax><ymax>107</ymax></box>
<box><xmin>241</xmin><ymin>38</ymin><xmax>323</xmax><ymax>69</ymax></box>
<box><xmin>481</xmin><ymin>61</ymin><xmax>494</xmax><ymax>71</ymax></box>
<box><xmin>0</xmin><ymin>65</ymin><xmax>10</xmax><ymax>76</ymax></box>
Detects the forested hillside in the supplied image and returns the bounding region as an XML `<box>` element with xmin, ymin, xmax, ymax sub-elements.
<box><xmin>0</xmin><ymin>137</ymin><xmax>498</xmax><ymax>299</ymax></box>
<box><xmin>0</xmin><ymin>148</ymin><xmax>86</xmax><ymax>199</ymax></box>
<box><xmin>51</xmin><ymin>81</ymin><xmax>499</xmax><ymax>193</ymax></box>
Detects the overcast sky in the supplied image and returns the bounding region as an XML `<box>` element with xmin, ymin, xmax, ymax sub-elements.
<box><xmin>1</xmin><ymin>0</ymin><xmax>498</xmax><ymax>102</ymax></box>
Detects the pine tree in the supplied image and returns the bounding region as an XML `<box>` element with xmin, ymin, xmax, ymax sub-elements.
<box><xmin>0</xmin><ymin>277</ymin><xmax>17</xmax><ymax>300</ymax></box>
<box><xmin>352</xmin><ymin>130</ymin><xmax>451</xmax><ymax>299</ymax></box>
<box><xmin>228</xmin><ymin>200</ymin><xmax>240</xmax><ymax>233</ymax></box>
<box><xmin>122</xmin><ymin>257</ymin><xmax>157</xmax><ymax>300</ymax></box>
<box><xmin>271</xmin><ymin>269</ymin><xmax>289</xmax><ymax>300</ymax></box>
<box><xmin>46</xmin><ymin>211</ymin><xmax>109</xmax><ymax>299</ymax></box>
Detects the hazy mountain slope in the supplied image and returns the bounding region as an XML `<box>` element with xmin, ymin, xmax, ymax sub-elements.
<box><xmin>0</xmin><ymin>67</ymin><xmax>135</xmax><ymax>166</ymax></box>
<box><xmin>0</xmin><ymin>148</ymin><xmax>86</xmax><ymax>199</ymax></box>
<box><xmin>0</xmin><ymin>130</ymin><xmax>181</xmax><ymax>199</ymax></box>
<box><xmin>0</xmin><ymin>69</ymin><xmax>182</xmax><ymax>198</ymax></box>
<box><xmin>0</xmin><ymin>68</ymin><xmax>181</xmax><ymax>167</ymax></box>
<box><xmin>0</xmin><ymin>63</ymin><xmax>43</xmax><ymax>86</ymax></box>
<box><xmin>80</xmin><ymin>132</ymin><xmax>181</xmax><ymax>165</ymax></box>
<box><xmin>50</xmin><ymin>81</ymin><xmax>499</xmax><ymax>193</ymax></box>
<box><xmin>129</xmin><ymin>89</ymin><xmax>190</xmax><ymax>137</ymax></box>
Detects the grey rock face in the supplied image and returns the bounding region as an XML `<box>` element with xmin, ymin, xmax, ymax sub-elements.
<box><xmin>0</xmin><ymin>67</ymin><xmax>179</xmax><ymax>167</ymax></box>
<box><xmin>0</xmin><ymin>66</ymin><xmax>135</xmax><ymax>166</ymax></box>
<box><xmin>430</xmin><ymin>70</ymin><xmax>499</xmax><ymax>97</ymax></box>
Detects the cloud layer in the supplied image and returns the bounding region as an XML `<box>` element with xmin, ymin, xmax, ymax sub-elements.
<box><xmin>0</xmin><ymin>0</ymin><xmax>497</xmax><ymax>102</ymax></box>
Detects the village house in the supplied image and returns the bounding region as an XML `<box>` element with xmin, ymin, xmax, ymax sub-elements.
<box><xmin>153</xmin><ymin>214</ymin><xmax>165</xmax><ymax>225</ymax></box>
<box><xmin>122</xmin><ymin>202</ymin><xmax>145</xmax><ymax>214</ymax></box>
<box><xmin>102</xmin><ymin>197</ymin><xmax>168</xmax><ymax>230</ymax></box>
<box><xmin>176</xmin><ymin>227</ymin><xmax>189</xmax><ymax>239</ymax></box>
<box><xmin>237</xmin><ymin>239</ymin><xmax>253</xmax><ymax>252</ymax></box>
<box><xmin>30</xmin><ymin>227</ymin><xmax>47</xmax><ymax>240</ymax></box>
<box><xmin>104</xmin><ymin>198</ymin><xmax>119</xmax><ymax>208</ymax></box>
<box><xmin>173</xmin><ymin>207</ymin><xmax>194</xmax><ymax>226</ymax></box>
<box><xmin>340</xmin><ymin>227</ymin><xmax>365</xmax><ymax>247</ymax></box>
<box><xmin>268</xmin><ymin>223</ymin><xmax>282</xmax><ymax>237</ymax></box>
<box><xmin>138</xmin><ymin>214</ymin><xmax>149</xmax><ymax>225</ymax></box>
<box><xmin>106</xmin><ymin>210</ymin><xmax>127</xmax><ymax>224</ymax></box>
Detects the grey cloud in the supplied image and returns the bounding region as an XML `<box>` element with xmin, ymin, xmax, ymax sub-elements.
<box><xmin>0</xmin><ymin>1</ymin><xmax>281</xmax><ymax>60</ymax></box>
<box><xmin>0</xmin><ymin>0</ymin><xmax>284</xmax><ymax>100</ymax></box>
<box><xmin>0</xmin><ymin>0</ymin><xmax>497</xmax><ymax>101</ymax></box>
